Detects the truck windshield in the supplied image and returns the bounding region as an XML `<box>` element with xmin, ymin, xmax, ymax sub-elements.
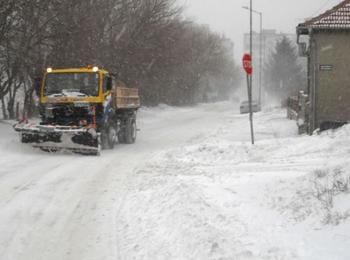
<box><xmin>44</xmin><ymin>72</ymin><xmax>99</xmax><ymax>97</ymax></box>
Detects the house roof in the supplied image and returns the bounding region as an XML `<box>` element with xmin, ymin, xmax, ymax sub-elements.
<box><xmin>299</xmin><ymin>0</ymin><xmax>350</xmax><ymax>30</ymax></box>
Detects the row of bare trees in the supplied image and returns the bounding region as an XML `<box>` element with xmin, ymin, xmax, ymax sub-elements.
<box><xmin>0</xmin><ymin>0</ymin><xmax>240</xmax><ymax>119</ymax></box>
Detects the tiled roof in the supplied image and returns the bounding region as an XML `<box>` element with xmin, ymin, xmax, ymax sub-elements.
<box><xmin>300</xmin><ymin>0</ymin><xmax>350</xmax><ymax>29</ymax></box>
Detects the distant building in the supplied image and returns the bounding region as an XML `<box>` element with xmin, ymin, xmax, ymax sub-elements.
<box><xmin>296</xmin><ymin>0</ymin><xmax>350</xmax><ymax>133</ymax></box>
<box><xmin>243</xmin><ymin>29</ymin><xmax>296</xmax><ymax>60</ymax></box>
<box><xmin>243</xmin><ymin>30</ymin><xmax>297</xmax><ymax>101</ymax></box>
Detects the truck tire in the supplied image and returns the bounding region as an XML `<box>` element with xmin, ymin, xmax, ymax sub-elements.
<box><xmin>101</xmin><ymin>124</ymin><xmax>116</xmax><ymax>149</ymax></box>
<box><xmin>118</xmin><ymin>125</ymin><xmax>126</xmax><ymax>144</ymax></box>
<box><xmin>125</xmin><ymin>118</ymin><xmax>137</xmax><ymax>144</ymax></box>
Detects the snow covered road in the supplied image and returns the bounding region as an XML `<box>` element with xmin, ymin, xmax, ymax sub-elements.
<box><xmin>0</xmin><ymin>102</ymin><xmax>349</xmax><ymax>260</ymax></box>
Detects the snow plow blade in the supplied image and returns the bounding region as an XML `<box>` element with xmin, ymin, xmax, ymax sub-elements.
<box><xmin>14</xmin><ymin>123</ymin><xmax>101</xmax><ymax>155</ymax></box>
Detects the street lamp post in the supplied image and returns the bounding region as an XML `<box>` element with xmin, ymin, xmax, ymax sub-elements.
<box><xmin>249</xmin><ymin>0</ymin><xmax>255</xmax><ymax>144</ymax></box>
<box><xmin>243</xmin><ymin>6</ymin><xmax>263</xmax><ymax>108</ymax></box>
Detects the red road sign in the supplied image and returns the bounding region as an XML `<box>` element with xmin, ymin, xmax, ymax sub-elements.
<box><xmin>242</xmin><ymin>53</ymin><xmax>253</xmax><ymax>75</ymax></box>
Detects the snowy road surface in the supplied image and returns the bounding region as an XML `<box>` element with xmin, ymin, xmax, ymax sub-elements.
<box><xmin>0</xmin><ymin>102</ymin><xmax>349</xmax><ymax>260</ymax></box>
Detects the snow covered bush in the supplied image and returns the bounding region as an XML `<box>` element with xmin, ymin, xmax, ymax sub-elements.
<box><xmin>269</xmin><ymin>164</ymin><xmax>350</xmax><ymax>226</ymax></box>
<box><xmin>312</xmin><ymin>167</ymin><xmax>350</xmax><ymax>225</ymax></box>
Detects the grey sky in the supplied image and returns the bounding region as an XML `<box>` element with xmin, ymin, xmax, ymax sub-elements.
<box><xmin>179</xmin><ymin>0</ymin><xmax>341</xmax><ymax>60</ymax></box>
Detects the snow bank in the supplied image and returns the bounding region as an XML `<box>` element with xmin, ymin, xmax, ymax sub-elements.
<box><xmin>117</xmin><ymin>108</ymin><xmax>350</xmax><ymax>259</ymax></box>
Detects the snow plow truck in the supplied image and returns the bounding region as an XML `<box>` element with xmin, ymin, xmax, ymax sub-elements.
<box><xmin>14</xmin><ymin>66</ymin><xmax>140</xmax><ymax>155</ymax></box>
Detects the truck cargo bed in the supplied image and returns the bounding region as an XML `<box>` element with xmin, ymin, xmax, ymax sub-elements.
<box><xmin>114</xmin><ymin>87</ymin><xmax>140</xmax><ymax>109</ymax></box>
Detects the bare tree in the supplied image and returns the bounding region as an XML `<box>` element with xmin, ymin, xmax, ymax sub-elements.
<box><xmin>0</xmin><ymin>0</ymin><xmax>240</xmax><ymax>119</ymax></box>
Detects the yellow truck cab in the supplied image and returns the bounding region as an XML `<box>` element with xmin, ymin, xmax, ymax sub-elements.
<box><xmin>15</xmin><ymin>66</ymin><xmax>140</xmax><ymax>155</ymax></box>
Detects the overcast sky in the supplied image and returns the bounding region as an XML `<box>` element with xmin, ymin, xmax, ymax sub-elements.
<box><xmin>178</xmin><ymin>0</ymin><xmax>341</xmax><ymax>60</ymax></box>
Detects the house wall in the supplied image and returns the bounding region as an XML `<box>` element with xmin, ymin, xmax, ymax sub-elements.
<box><xmin>310</xmin><ymin>30</ymin><xmax>350</xmax><ymax>130</ymax></box>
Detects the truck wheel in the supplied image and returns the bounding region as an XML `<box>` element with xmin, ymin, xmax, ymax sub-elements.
<box><xmin>125</xmin><ymin>118</ymin><xmax>137</xmax><ymax>144</ymax></box>
<box><xmin>102</xmin><ymin>124</ymin><xmax>116</xmax><ymax>149</ymax></box>
<box><xmin>118</xmin><ymin>128</ymin><xmax>126</xmax><ymax>144</ymax></box>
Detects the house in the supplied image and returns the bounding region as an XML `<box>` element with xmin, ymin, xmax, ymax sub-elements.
<box><xmin>296</xmin><ymin>0</ymin><xmax>350</xmax><ymax>134</ymax></box>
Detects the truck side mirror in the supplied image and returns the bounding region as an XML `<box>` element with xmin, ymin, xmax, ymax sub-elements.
<box><xmin>106</xmin><ymin>76</ymin><xmax>112</xmax><ymax>91</ymax></box>
<box><xmin>34</xmin><ymin>77</ymin><xmax>42</xmax><ymax>97</ymax></box>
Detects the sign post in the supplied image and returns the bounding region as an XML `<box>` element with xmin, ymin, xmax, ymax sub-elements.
<box><xmin>242</xmin><ymin>53</ymin><xmax>255</xmax><ymax>145</ymax></box>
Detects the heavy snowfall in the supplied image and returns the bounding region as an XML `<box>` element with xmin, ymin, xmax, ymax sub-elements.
<box><xmin>0</xmin><ymin>102</ymin><xmax>349</xmax><ymax>260</ymax></box>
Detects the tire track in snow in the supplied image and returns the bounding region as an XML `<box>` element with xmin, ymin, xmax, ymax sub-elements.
<box><xmin>0</xmin><ymin>155</ymin><xmax>113</xmax><ymax>260</ymax></box>
<box><xmin>0</xmin><ymin>159</ymin><xmax>70</xmax><ymax>207</ymax></box>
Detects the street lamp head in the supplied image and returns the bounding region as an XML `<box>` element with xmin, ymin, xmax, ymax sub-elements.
<box><xmin>242</xmin><ymin>6</ymin><xmax>262</xmax><ymax>15</ymax></box>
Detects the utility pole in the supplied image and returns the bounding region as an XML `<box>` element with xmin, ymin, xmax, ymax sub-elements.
<box><xmin>242</xmin><ymin>6</ymin><xmax>263</xmax><ymax>108</ymax></box>
<box><xmin>258</xmin><ymin>12</ymin><xmax>262</xmax><ymax>108</ymax></box>
<box><xmin>242</xmin><ymin>1</ymin><xmax>255</xmax><ymax>145</ymax></box>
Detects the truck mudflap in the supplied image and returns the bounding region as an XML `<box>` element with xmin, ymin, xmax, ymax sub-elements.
<box><xmin>13</xmin><ymin>123</ymin><xmax>101</xmax><ymax>155</ymax></box>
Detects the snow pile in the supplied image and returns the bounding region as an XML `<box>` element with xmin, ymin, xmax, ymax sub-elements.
<box><xmin>116</xmin><ymin>109</ymin><xmax>350</xmax><ymax>259</ymax></box>
<box><xmin>265</xmin><ymin>126</ymin><xmax>350</xmax><ymax>226</ymax></box>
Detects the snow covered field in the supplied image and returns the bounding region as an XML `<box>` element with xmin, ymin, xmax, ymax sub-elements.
<box><xmin>0</xmin><ymin>102</ymin><xmax>349</xmax><ymax>260</ymax></box>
